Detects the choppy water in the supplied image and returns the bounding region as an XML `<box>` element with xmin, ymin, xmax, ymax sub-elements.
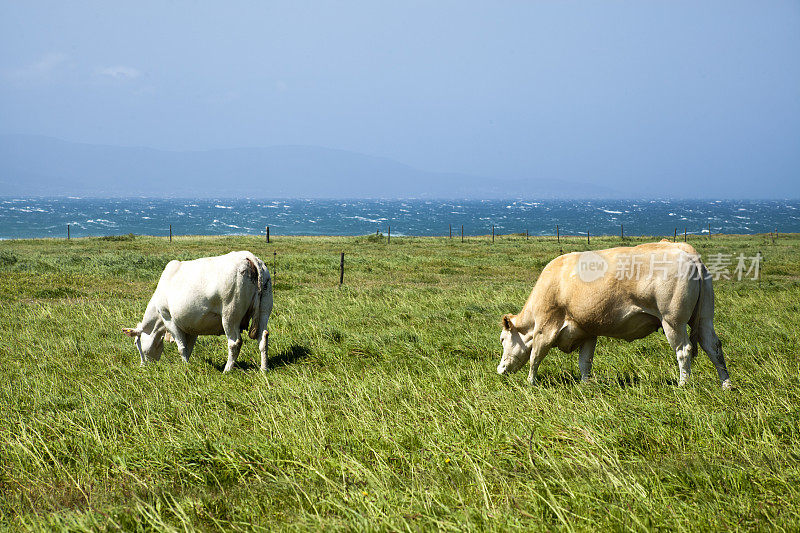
<box><xmin>0</xmin><ymin>198</ymin><xmax>798</xmax><ymax>239</ymax></box>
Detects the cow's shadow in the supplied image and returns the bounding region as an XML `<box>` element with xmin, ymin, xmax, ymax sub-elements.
<box><xmin>268</xmin><ymin>345</ymin><xmax>311</xmax><ymax>369</ymax></box>
<box><xmin>205</xmin><ymin>344</ymin><xmax>311</xmax><ymax>372</ymax></box>
<box><xmin>533</xmin><ymin>372</ymin><xmax>642</xmax><ymax>389</ymax></box>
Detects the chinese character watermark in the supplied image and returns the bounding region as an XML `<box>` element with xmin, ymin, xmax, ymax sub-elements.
<box><xmin>576</xmin><ymin>251</ymin><xmax>763</xmax><ymax>282</ymax></box>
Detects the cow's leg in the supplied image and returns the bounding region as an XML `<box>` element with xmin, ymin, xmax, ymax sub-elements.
<box><xmin>697</xmin><ymin>318</ymin><xmax>732</xmax><ymax>389</ymax></box>
<box><xmin>136</xmin><ymin>337</ymin><xmax>147</xmax><ymax>366</ymax></box>
<box><xmin>164</xmin><ymin>325</ymin><xmax>193</xmax><ymax>363</ymax></box>
<box><xmin>578</xmin><ymin>337</ymin><xmax>597</xmax><ymax>383</ymax></box>
<box><xmin>259</xmin><ymin>330</ymin><xmax>269</xmax><ymax>372</ymax></box>
<box><xmin>688</xmin><ymin>338</ymin><xmax>698</xmax><ymax>364</ymax></box>
<box><xmin>179</xmin><ymin>334</ymin><xmax>197</xmax><ymax>363</ymax></box>
<box><xmin>255</xmin><ymin>309</ymin><xmax>271</xmax><ymax>372</ymax></box>
<box><xmin>663</xmin><ymin>321</ymin><xmax>692</xmax><ymax>386</ymax></box>
<box><xmin>223</xmin><ymin>336</ymin><xmax>243</xmax><ymax>373</ymax></box>
<box><xmin>222</xmin><ymin>316</ymin><xmax>243</xmax><ymax>373</ymax></box>
<box><xmin>527</xmin><ymin>334</ymin><xmax>554</xmax><ymax>385</ymax></box>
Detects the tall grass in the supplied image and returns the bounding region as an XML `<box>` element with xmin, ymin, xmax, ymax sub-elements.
<box><xmin>1</xmin><ymin>233</ymin><xmax>798</xmax><ymax>531</ymax></box>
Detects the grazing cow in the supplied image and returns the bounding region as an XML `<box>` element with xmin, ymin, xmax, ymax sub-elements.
<box><xmin>497</xmin><ymin>241</ymin><xmax>732</xmax><ymax>388</ymax></box>
<box><xmin>123</xmin><ymin>251</ymin><xmax>273</xmax><ymax>372</ymax></box>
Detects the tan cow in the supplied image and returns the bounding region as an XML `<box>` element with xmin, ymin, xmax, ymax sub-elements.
<box><xmin>497</xmin><ymin>241</ymin><xmax>732</xmax><ymax>388</ymax></box>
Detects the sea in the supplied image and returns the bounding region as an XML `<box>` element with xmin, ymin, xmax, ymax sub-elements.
<box><xmin>0</xmin><ymin>198</ymin><xmax>798</xmax><ymax>239</ymax></box>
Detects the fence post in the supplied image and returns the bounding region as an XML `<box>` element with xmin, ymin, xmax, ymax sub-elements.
<box><xmin>273</xmin><ymin>251</ymin><xmax>277</xmax><ymax>285</ymax></box>
<box><xmin>449</xmin><ymin>224</ymin><xmax>452</xmax><ymax>239</ymax></box>
<box><xmin>674</xmin><ymin>228</ymin><xmax>677</xmax><ymax>242</ymax></box>
<box><xmin>587</xmin><ymin>230</ymin><xmax>590</xmax><ymax>245</ymax></box>
<box><xmin>169</xmin><ymin>224</ymin><xmax>172</xmax><ymax>242</ymax></box>
<box><xmin>556</xmin><ymin>225</ymin><xmax>560</xmax><ymax>243</ymax></box>
<box><xmin>266</xmin><ymin>226</ymin><xmax>270</xmax><ymax>243</ymax></box>
<box><xmin>461</xmin><ymin>225</ymin><xmax>464</xmax><ymax>243</ymax></box>
<box><xmin>756</xmin><ymin>251</ymin><xmax>762</xmax><ymax>285</ymax></box>
<box><xmin>492</xmin><ymin>225</ymin><xmax>494</xmax><ymax>243</ymax></box>
<box><xmin>621</xmin><ymin>224</ymin><xmax>624</xmax><ymax>240</ymax></box>
<box><xmin>67</xmin><ymin>224</ymin><xmax>70</xmax><ymax>241</ymax></box>
<box><xmin>339</xmin><ymin>252</ymin><xmax>345</xmax><ymax>286</ymax></box>
<box><xmin>708</xmin><ymin>222</ymin><xmax>711</xmax><ymax>239</ymax></box>
<box><xmin>526</xmin><ymin>229</ymin><xmax>529</xmax><ymax>240</ymax></box>
<box><xmin>684</xmin><ymin>228</ymin><xmax>687</xmax><ymax>242</ymax></box>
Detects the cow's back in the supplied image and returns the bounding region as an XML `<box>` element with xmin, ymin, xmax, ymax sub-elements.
<box><xmin>167</xmin><ymin>253</ymin><xmax>247</xmax><ymax>299</ymax></box>
<box><xmin>155</xmin><ymin>252</ymin><xmax>259</xmax><ymax>335</ymax></box>
<box><xmin>526</xmin><ymin>242</ymin><xmax>702</xmax><ymax>341</ymax></box>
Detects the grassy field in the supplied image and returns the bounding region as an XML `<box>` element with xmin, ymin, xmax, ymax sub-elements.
<box><xmin>1</xmin><ymin>232</ymin><xmax>799</xmax><ymax>531</ymax></box>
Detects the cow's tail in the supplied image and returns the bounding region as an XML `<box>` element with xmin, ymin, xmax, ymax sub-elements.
<box><xmin>688</xmin><ymin>258</ymin><xmax>713</xmax><ymax>349</ymax></box>
<box><xmin>246</xmin><ymin>255</ymin><xmax>266</xmax><ymax>340</ymax></box>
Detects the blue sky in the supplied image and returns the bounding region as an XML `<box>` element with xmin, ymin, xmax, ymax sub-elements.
<box><xmin>1</xmin><ymin>1</ymin><xmax>798</xmax><ymax>197</ymax></box>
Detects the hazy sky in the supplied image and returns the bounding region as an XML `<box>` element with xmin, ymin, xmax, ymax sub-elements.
<box><xmin>1</xmin><ymin>1</ymin><xmax>798</xmax><ymax>197</ymax></box>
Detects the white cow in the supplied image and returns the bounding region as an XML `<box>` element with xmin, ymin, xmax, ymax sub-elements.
<box><xmin>123</xmin><ymin>251</ymin><xmax>273</xmax><ymax>372</ymax></box>
<box><xmin>498</xmin><ymin>241</ymin><xmax>732</xmax><ymax>388</ymax></box>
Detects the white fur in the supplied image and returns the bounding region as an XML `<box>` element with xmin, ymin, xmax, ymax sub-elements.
<box><xmin>123</xmin><ymin>251</ymin><xmax>273</xmax><ymax>372</ymax></box>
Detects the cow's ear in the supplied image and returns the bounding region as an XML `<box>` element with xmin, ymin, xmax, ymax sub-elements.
<box><xmin>122</xmin><ymin>327</ymin><xmax>141</xmax><ymax>338</ymax></box>
<box><xmin>502</xmin><ymin>314</ymin><xmax>515</xmax><ymax>331</ymax></box>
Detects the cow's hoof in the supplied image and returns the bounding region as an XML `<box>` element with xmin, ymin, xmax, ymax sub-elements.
<box><xmin>721</xmin><ymin>379</ymin><xmax>734</xmax><ymax>390</ymax></box>
<box><xmin>527</xmin><ymin>378</ymin><xmax>539</xmax><ymax>387</ymax></box>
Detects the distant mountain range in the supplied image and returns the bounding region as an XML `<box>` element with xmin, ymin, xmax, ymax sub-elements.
<box><xmin>0</xmin><ymin>134</ymin><xmax>618</xmax><ymax>199</ymax></box>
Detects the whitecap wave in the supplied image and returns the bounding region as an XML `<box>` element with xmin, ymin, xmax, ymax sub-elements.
<box><xmin>212</xmin><ymin>219</ymin><xmax>242</xmax><ymax>229</ymax></box>
<box><xmin>345</xmin><ymin>216</ymin><xmax>387</xmax><ymax>223</ymax></box>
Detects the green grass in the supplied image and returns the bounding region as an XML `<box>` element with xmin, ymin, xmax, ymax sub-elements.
<box><xmin>1</xmin><ymin>232</ymin><xmax>799</xmax><ymax>531</ymax></box>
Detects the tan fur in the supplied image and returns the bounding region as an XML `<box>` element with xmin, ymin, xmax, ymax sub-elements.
<box><xmin>498</xmin><ymin>241</ymin><xmax>732</xmax><ymax>388</ymax></box>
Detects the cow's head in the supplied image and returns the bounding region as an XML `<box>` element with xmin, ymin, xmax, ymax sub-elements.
<box><xmin>122</xmin><ymin>324</ymin><xmax>165</xmax><ymax>363</ymax></box>
<box><xmin>497</xmin><ymin>314</ymin><xmax>532</xmax><ymax>375</ymax></box>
